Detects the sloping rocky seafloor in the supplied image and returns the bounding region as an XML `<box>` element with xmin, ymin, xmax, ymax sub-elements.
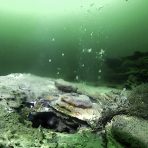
<box><xmin>0</xmin><ymin>73</ymin><xmax>147</xmax><ymax>148</ymax></box>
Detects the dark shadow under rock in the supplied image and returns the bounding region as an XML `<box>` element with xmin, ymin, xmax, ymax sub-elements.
<box><xmin>28</xmin><ymin>111</ymin><xmax>80</xmax><ymax>133</ymax></box>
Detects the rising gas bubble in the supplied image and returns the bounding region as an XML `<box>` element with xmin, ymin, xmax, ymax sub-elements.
<box><xmin>75</xmin><ymin>75</ymin><xmax>79</xmax><ymax>80</ymax></box>
<box><xmin>87</xmin><ymin>48</ymin><xmax>92</xmax><ymax>53</ymax></box>
<box><xmin>51</xmin><ymin>38</ymin><xmax>55</xmax><ymax>42</ymax></box>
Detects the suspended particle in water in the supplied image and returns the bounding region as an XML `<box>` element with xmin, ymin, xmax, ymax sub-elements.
<box><xmin>62</xmin><ymin>53</ymin><xmax>65</xmax><ymax>56</ymax></box>
<box><xmin>49</xmin><ymin>59</ymin><xmax>52</xmax><ymax>63</ymax></box>
<box><xmin>97</xmin><ymin>5</ymin><xmax>104</xmax><ymax>11</ymax></box>
<box><xmin>88</xmin><ymin>48</ymin><xmax>92</xmax><ymax>53</ymax></box>
<box><xmin>81</xmin><ymin>64</ymin><xmax>85</xmax><ymax>67</ymax></box>
<box><xmin>57</xmin><ymin>67</ymin><xmax>61</xmax><ymax>71</ymax></box>
<box><xmin>99</xmin><ymin>49</ymin><xmax>105</xmax><ymax>56</ymax></box>
<box><xmin>84</xmin><ymin>28</ymin><xmax>87</xmax><ymax>32</ymax></box>
<box><xmin>82</xmin><ymin>49</ymin><xmax>85</xmax><ymax>52</ymax></box>
<box><xmin>90</xmin><ymin>3</ymin><xmax>95</xmax><ymax>7</ymax></box>
<box><xmin>90</xmin><ymin>32</ymin><xmax>93</xmax><ymax>37</ymax></box>
<box><xmin>98</xmin><ymin>76</ymin><xmax>101</xmax><ymax>80</ymax></box>
<box><xmin>57</xmin><ymin>72</ymin><xmax>60</xmax><ymax>75</ymax></box>
<box><xmin>51</xmin><ymin>38</ymin><xmax>55</xmax><ymax>42</ymax></box>
<box><xmin>98</xmin><ymin>69</ymin><xmax>101</xmax><ymax>73</ymax></box>
<box><xmin>74</xmin><ymin>70</ymin><xmax>77</xmax><ymax>73</ymax></box>
<box><xmin>75</xmin><ymin>75</ymin><xmax>79</xmax><ymax>80</ymax></box>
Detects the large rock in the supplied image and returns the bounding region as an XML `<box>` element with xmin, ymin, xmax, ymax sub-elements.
<box><xmin>128</xmin><ymin>83</ymin><xmax>148</xmax><ymax>119</ymax></box>
<box><xmin>106</xmin><ymin>115</ymin><xmax>148</xmax><ymax>148</ymax></box>
<box><xmin>49</xmin><ymin>93</ymin><xmax>103</xmax><ymax>127</ymax></box>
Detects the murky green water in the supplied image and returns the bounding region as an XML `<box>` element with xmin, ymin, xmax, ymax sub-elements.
<box><xmin>0</xmin><ymin>0</ymin><xmax>148</xmax><ymax>84</ymax></box>
<box><xmin>0</xmin><ymin>2</ymin><xmax>148</xmax><ymax>147</ymax></box>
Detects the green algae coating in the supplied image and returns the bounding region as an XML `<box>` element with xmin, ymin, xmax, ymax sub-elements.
<box><xmin>105</xmin><ymin>124</ymin><xmax>124</xmax><ymax>148</ymax></box>
<box><xmin>111</xmin><ymin>115</ymin><xmax>148</xmax><ymax>148</ymax></box>
<box><xmin>0</xmin><ymin>105</ymin><xmax>103</xmax><ymax>148</ymax></box>
<box><xmin>57</xmin><ymin>131</ymin><xmax>103</xmax><ymax>148</ymax></box>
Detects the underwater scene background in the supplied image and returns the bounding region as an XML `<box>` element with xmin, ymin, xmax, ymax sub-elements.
<box><xmin>0</xmin><ymin>0</ymin><xmax>148</xmax><ymax>148</ymax></box>
<box><xmin>0</xmin><ymin>0</ymin><xmax>148</xmax><ymax>86</ymax></box>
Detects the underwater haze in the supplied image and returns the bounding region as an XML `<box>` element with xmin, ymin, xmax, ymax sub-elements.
<box><xmin>0</xmin><ymin>0</ymin><xmax>148</xmax><ymax>83</ymax></box>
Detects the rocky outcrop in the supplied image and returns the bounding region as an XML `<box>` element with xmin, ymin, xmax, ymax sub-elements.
<box><xmin>0</xmin><ymin>74</ymin><xmax>104</xmax><ymax>147</ymax></box>
<box><xmin>0</xmin><ymin>73</ymin><xmax>147</xmax><ymax>147</ymax></box>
